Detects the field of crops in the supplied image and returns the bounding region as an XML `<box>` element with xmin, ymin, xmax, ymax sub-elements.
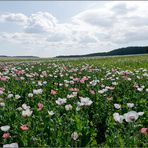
<box><xmin>0</xmin><ymin>55</ymin><xmax>148</xmax><ymax>147</ymax></box>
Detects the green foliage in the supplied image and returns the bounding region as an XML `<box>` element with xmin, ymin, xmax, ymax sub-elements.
<box><xmin>0</xmin><ymin>55</ymin><xmax>148</xmax><ymax>147</ymax></box>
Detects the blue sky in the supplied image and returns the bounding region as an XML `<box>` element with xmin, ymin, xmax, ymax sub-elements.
<box><xmin>0</xmin><ymin>1</ymin><xmax>148</xmax><ymax>57</ymax></box>
<box><xmin>0</xmin><ymin>2</ymin><xmax>92</xmax><ymax>31</ymax></box>
<box><xmin>0</xmin><ymin>1</ymin><xmax>101</xmax><ymax>20</ymax></box>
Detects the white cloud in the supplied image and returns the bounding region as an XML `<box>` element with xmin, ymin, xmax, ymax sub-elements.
<box><xmin>72</xmin><ymin>9</ymin><xmax>115</xmax><ymax>28</ymax></box>
<box><xmin>111</xmin><ymin>2</ymin><xmax>137</xmax><ymax>15</ymax></box>
<box><xmin>1</xmin><ymin>1</ymin><xmax>148</xmax><ymax>57</ymax></box>
<box><xmin>24</xmin><ymin>12</ymin><xmax>58</xmax><ymax>33</ymax></box>
<box><xmin>0</xmin><ymin>13</ymin><xmax>28</xmax><ymax>25</ymax></box>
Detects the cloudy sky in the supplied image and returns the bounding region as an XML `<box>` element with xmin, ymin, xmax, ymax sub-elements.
<box><xmin>0</xmin><ymin>1</ymin><xmax>148</xmax><ymax>57</ymax></box>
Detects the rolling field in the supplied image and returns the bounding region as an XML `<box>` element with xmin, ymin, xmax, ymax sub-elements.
<box><xmin>0</xmin><ymin>54</ymin><xmax>148</xmax><ymax>147</ymax></box>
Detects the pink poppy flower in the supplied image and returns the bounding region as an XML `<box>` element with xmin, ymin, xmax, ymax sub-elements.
<box><xmin>124</xmin><ymin>71</ymin><xmax>130</xmax><ymax>75</ymax></box>
<box><xmin>73</xmin><ymin>78</ymin><xmax>80</xmax><ymax>82</ymax></box>
<box><xmin>122</xmin><ymin>76</ymin><xmax>129</xmax><ymax>79</ymax></box>
<box><xmin>37</xmin><ymin>103</ymin><xmax>43</xmax><ymax>111</ymax></box>
<box><xmin>112</xmin><ymin>68</ymin><xmax>117</xmax><ymax>72</ymax></box>
<box><xmin>0</xmin><ymin>87</ymin><xmax>5</xmax><ymax>91</ymax></box>
<box><xmin>82</xmin><ymin>76</ymin><xmax>88</xmax><ymax>81</ymax></box>
<box><xmin>0</xmin><ymin>77</ymin><xmax>7</xmax><ymax>81</ymax></box>
<box><xmin>0</xmin><ymin>90</ymin><xmax>4</xmax><ymax>94</ymax></box>
<box><xmin>16</xmin><ymin>70</ymin><xmax>24</xmax><ymax>75</ymax></box>
<box><xmin>42</xmin><ymin>71</ymin><xmax>47</xmax><ymax>77</ymax></box>
<box><xmin>140</xmin><ymin>128</ymin><xmax>148</xmax><ymax>134</ymax></box>
<box><xmin>69</xmin><ymin>88</ymin><xmax>79</xmax><ymax>92</ymax></box>
<box><xmin>80</xmin><ymin>79</ymin><xmax>85</xmax><ymax>83</ymax></box>
<box><xmin>90</xmin><ymin>90</ymin><xmax>95</xmax><ymax>94</ymax></box>
<box><xmin>51</xmin><ymin>89</ymin><xmax>57</xmax><ymax>95</ymax></box>
<box><xmin>20</xmin><ymin>125</ymin><xmax>29</xmax><ymax>131</ymax></box>
<box><xmin>2</xmin><ymin>133</ymin><xmax>11</xmax><ymax>139</ymax></box>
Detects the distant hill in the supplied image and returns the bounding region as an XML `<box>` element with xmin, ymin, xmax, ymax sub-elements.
<box><xmin>0</xmin><ymin>56</ymin><xmax>39</xmax><ymax>58</ymax></box>
<box><xmin>56</xmin><ymin>46</ymin><xmax>148</xmax><ymax>58</ymax></box>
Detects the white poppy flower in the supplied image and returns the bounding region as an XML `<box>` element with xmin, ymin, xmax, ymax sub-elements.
<box><xmin>33</xmin><ymin>89</ymin><xmax>43</xmax><ymax>95</ymax></box>
<box><xmin>22</xmin><ymin>104</ymin><xmax>30</xmax><ymax>110</ymax></box>
<box><xmin>127</xmin><ymin>103</ymin><xmax>134</xmax><ymax>108</ymax></box>
<box><xmin>0</xmin><ymin>102</ymin><xmax>5</xmax><ymax>107</ymax></box>
<box><xmin>48</xmin><ymin>111</ymin><xmax>55</xmax><ymax>116</ymax></box>
<box><xmin>16</xmin><ymin>107</ymin><xmax>23</xmax><ymax>111</ymax></box>
<box><xmin>38</xmin><ymin>81</ymin><xmax>42</xmax><ymax>86</ymax></box>
<box><xmin>72</xmin><ymin>92</ymin><xmax>77</xmax><ymax>96</ymax></box>
<box><xmin>28</xmin><ymin>93</ymin><xmax>33</xmax><ymax>98</ymax></box>
<box><xmin>98</xmin><ymin>90</ymin><xmax>104</xmax><ymax>94</ymax></box>
<box><xmin>76</xmin><ymin>106</ymin><xmax>81</xmax><ymax>111</ymax></box>
<box><xmin>90</xmin><ymin>81</ymin><xmax>97</xmax><ymax>86</ymax></box>
<box><xmin>7</xmin><ymin>94</ymin><xmax>13</xmax><ymax>98</ymax></box>
<box><xmin>65</xmin><ymin>104</ymin><xmax>73</xmax><ymax>111</ymax></box>
<box><xmin>20</xmin><ymin>77</ymin><xmax>25</xmax><ymax>80</ymax></box>
<box><xmin>0</xmin><ymin>125</ymin><xmax>10</xmax><ymax>132</ymax></box>
<box><xmin>0</xmin><ymin>98</ymin><xmax>3</xmax><ymax>101</ymax></box>
<box><xmin>15</xmin><ymin>95</ymin><xmax>21</xmax><ymax>100</ymax></box>
<box><xmin>22</xmin><ymin>109</ymin><xmax>33</xmax><ymax>117</ymax></box>
<box><xmin>3</xmin><ymin>143</ymin><xmax>18</xmax><ymax>148</ymax></box>
<box><xmin>55</xmin><ymin>98</ymin><xmax>67</xmax><ymax>105</ymax></box>
<box><xmin>124</xmin><ymin>111</ymin><xmax>139</xmax><ymax>122</ymax></box>
<box><xmin>71</xmin><ymin>132</ymin><xmax>79</xmax><ymax>140</ymax></box>
<box><xmin>138</xmin><ymin>112</ymin><xmax>144</xmax><ymax>116</ymax></box>
<box><xmin>79</xmin><ymin>97</ymin><xmax>93</xmax><ymax>106</ymax></box>
<box><xmin>114</xmin><ymin>104</ymin><xmax>121</xmax><ymax>109</ymax></box>
<box><xmin>112</xmin><ymin>82</ymin><xmax>118</xmax><ymax>85</ymax></box>
<box><xmin>43</xmin><ymin>81</ymin><xmax>47</xmax><ymax>84</ymax></box>
<box><xmin>113</xmin><ymin>113</ymin><xmax>124</xmax><ymax>123</ymax></box>
<box><xmin>137</xmin><ymin>87</ymin><xmax>143</xmax><ymax>92</ymax></box>
<box><xmin>141</xmin><ymin>85</ymin><xmax>145</xmax><ymax>88</ymax></box>
<box><xmin>98</xmin><ymin>88</ymin><xmax>108</xmax><ymax>94</ymax></box>
<box><xmin>67</xmin><ymin>94</ymin><xmax>75</xmax><ymax>99</ymax></box>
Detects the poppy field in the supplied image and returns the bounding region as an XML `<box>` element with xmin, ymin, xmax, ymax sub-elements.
<box><xmin>0</xmin><ymin>55</ymin><xmax>148</xmax><ymax>147</ymax></box>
